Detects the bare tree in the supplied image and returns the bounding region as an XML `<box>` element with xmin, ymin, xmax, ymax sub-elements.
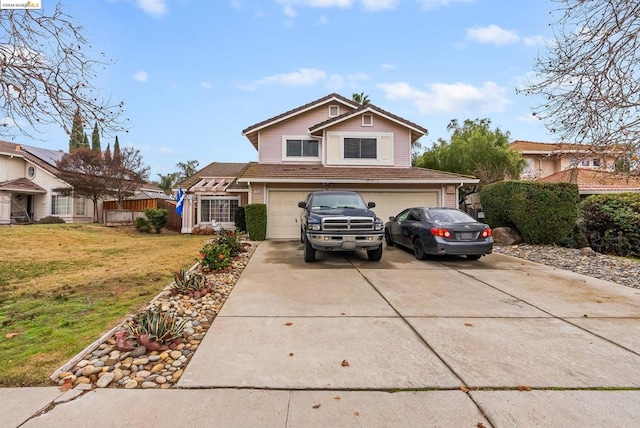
<box><xmin>0</xmin><ymin>3</ymin><xmax>125</xmax><ymax>139</ymax></box>
<box><xmin>107</xmin><ymin>146</ymin><xmax>150</xmax><ymax>208</ymax></box>
<box><xmin>519</xmin><ymin>0</ymin><xmax>640</xmax><ymax>170</ymax></box>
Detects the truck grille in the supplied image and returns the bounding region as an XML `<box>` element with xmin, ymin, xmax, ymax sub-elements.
<box><xmin>322</xmin><ymin>217</ymin><xmax>374</xmax><ymax>231</ymax></box>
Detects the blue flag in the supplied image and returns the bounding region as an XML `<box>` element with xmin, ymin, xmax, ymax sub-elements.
<box><xmin>176</xmin><ymin>188</ymin><xmax>185</xmax><ymax>216</ymax></box>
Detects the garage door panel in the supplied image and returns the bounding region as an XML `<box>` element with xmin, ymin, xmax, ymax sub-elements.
<box><xmin>359</xmin><ymin>192</ymin><xmax>439</xmax><ymax>224</ymax></box>
<box><xmin>267</xmin><ymin>191</ymin><xmax>310</xmax><ymax>239</ymax></box>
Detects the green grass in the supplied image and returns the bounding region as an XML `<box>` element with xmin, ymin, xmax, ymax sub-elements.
<box><xmin>0</xmin><ymin>224</ymin><xmax>212</xmax><ymax>386</ymax></box>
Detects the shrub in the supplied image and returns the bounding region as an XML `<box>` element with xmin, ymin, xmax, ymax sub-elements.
<box><xmin>171</xmin><ymin>267</ymin><xmax>208</xmax><ymax>296</ymax></box>
<box><xmin>200</xmin><ymin>241</ymin><xmax>232</xmax><ymax>271</ymax></box>
<box><xmin>559</xmin><ymin>222</ymin><xmax>589</xmax><ymax>249</ymax></box>
<box><xmin>580</xmin><ymin>193</ymin><xmax>640</xmax><ymax>257</ymax></box>
<box><xmin>37</xmin><ymin>216</ymin><xmax>65</xmax><ymax>224</ymax></box>
<box><xmin>216</xmin><ymin>230</ymin><xmax>244</xmax><ymax>256</ymax></box>
<box><xmin>125</xmin><ymin>308</ymin><xmax>186</xmax><ymax>346</ymax></box>
<box><xmin>480</xmin><ymin>181</ymin><xmax>579</xmax><ymax>244</ymax></box>
<box><xmin>244</xmin><ymin>203</ymin><xmax>267</xmax><ymax>241</ymax></box>
<box><xmin>134</xmin><ymin>216</ymin><xmax>151</xmax><ymax>233</ymax></box>
<box><xmin>144</xmin><ymin>208</ymin><xmax>169</xmax><ymax>234</ymax></box>
<box><xmin>192</xmin><ymin>224</ymin><xmax>219</xmax><ymax>235</ymax></box>
<box><xmin>234</xmin><ymin>206</ymin><xmax>246</xmax><ymax>232</ymax></box>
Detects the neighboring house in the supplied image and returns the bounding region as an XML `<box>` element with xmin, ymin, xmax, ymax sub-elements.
<box><xmin>511</xmin><ymin>140</ymin><xmax>622</xmax><ymax>180</ymax></box>
<box><xmin>179</xmin><ymin>93</ymin><xmax>478</xmax><ymax>238</ymax></box>
<box><xmin>0</xmin><ymin>141</ymin><xmax>94</xmax><ymax>224</ymax></box>
<box><xmin>539</xmin><ymin>168</ymin><xmax>640</xmax><ymax>197</ymax></box>
<box><xmin>510</xmin><ymin>140</ymin><xmax>637</xmax><ymax>196</ymax></box>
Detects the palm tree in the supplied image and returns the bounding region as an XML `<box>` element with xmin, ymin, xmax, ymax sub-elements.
<box><xmin>352</xmin><ymin>92</ymin><xmax>370</xmax><ymax>105</ymax></box>
<box><xmin>154</xmin><ymin>172</ymin><xmax>179</xmax><ymax>195</ymax></box>
<box><xmin>176</xmin><ymin>160</ymin><xmax>199</xmax><ymax>180</ymax></box>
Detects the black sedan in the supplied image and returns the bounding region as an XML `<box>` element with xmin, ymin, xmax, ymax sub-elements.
<box><xmin>384</xmin><ymin>207</ymin><xmax>493</xmax><ymax>260</ymax></box>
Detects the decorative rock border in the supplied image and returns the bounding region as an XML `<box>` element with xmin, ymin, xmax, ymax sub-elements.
<box><xmin>51</xmin><ymin>241</ymin><xmax>258</xmax><ymax>389</ymax></box>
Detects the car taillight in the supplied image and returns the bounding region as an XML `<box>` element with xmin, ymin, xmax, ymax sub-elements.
<box><xmin>430</xmin><ymin>228</ymin><xmax>451</xmax><ymax>238</ymax></box>
<box><xmin>481</xmin><ymin>228</ymin><xmax>493</xmax><ymax>238</ymax></box>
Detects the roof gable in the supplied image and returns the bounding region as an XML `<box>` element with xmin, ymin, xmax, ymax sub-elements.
<box><xmin>179</xmin><ymin>162</ymin><xmax>250</xmax><ymax>190</ymax></box>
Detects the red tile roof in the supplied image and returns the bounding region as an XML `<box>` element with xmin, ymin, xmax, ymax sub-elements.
<box><xmin>510</xmin><ymin>140</ymin><xmax>625</xmax><ymax>155</ymax></box>
<box><xmin>539</xmin><ymin>168</ymin><xmax>640</xmax><ymax>193</ymax></box>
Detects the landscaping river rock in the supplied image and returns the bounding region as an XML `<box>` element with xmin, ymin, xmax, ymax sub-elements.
<box><xmin>52</xmin><ymin>242</ymin><xmax>257</xmax><ymax>390</ymax></box>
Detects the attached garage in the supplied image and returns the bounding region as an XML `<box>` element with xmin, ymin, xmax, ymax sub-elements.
<box><xmin>267</xmin><ymin>189</ymin><xmax>440</xmax><ymax>239</ymax></box>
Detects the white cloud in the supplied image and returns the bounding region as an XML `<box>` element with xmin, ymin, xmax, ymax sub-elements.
<box><xmin>523</xmin><ymin>35</ymin><xmax>546</xmax><ymax>47</ymax></box>
<box><xmin>360</xmin><ymin>0</ymin><xmax>399</xmax><ymax>11</ymax></box>
<box><xmin>0</xmin><ymin>116</ymin><xmax>18</xmax><ymax>128</ymax></box>
<box><xmin>317</xmin><ymin>15</ymin><xmax>329</xmax><ymax>25</ymax></box>
<box><xmin>283</xmin><ymin>4</ymin><xmax>297</xmax><ymax>17</ymax></box>
<box><xmin>230</xmin><ymin>0</ymin><xmax>242</xmax><ymax>8</ymax></box>
<box><xmin>137</xmin><ymin>0</ymin><xmax>167</xmax><ymax>16</ymax></box>
<box><xmin>246</xmin><ymin>68</ymin><xmax>327</xmax><ymax>89</ymax></box>
<box><xmin>419</xmin><ymin>0</ymin><xmax>476</xmax><ymax>11</ymax></box>
<box><xmin>381</xmin><ymin>63</ymin><xmax>396</xmax><ymax>70</ymax></box>
<box><xmin>466</xmin><ymin>24</ymin><xmax>519</xmax><ymax>46</ymax></box>
<box><xmin>518</xmin><ymin>113</ymin><xmax>542</xmax><ymax>124</ymax></box>
<box><xmin>275</xmin><ymin>0</ymin><xmax>397</xmax><ymax>15</ymax></box>
<box><xmin>377</xmin><ymin>80</ymin><xmax>512</xmax><ymax>114</ymax></box>
<box><xmin>159</xmin><ymin>146</ymin><xmax>180</xmax><ymax>155</ymax></box>
<box><xmin>132</xmin><ymin>70</ymin><xmax>148</xmax><ymax>82</ymax></box>
<box><xmin>200</xmin><ymin>81</ymin><xmax>212</xmax><ymax>89</ymax></box>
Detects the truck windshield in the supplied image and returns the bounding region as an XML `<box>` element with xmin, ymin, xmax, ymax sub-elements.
<box><xmin>310</xmin><ymin>194</ymin><xmax>368</xmax><ymax>210</ymax></box>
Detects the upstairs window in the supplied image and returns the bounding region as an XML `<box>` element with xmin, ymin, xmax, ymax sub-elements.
<box><xmin>344</xmin><ymin>137</ymin><xmax>377</xmax><ymax>159</ymax></box>
<box><xmin>328</xmin><ymin>105</ymin><xmax>340</xmax><ymax>117</ymax></box>
<box><xmin>286</xmin><ymin>139</ymin><xmax>319</xmax><ymax>157</ymax></box>
<box><xmin>362</xmin><ymin>114</ymin><xmax>373</xmax><ymax>126</ymax></box>
<box><xmin>593</xmin><ymin>158</ymin><xmax>601</xmax><ymax>167</ymax></box>
<box><xmin>582</xmin><ymin>159</ymin><xmax>590</xmax><ymax>166</ymax></box>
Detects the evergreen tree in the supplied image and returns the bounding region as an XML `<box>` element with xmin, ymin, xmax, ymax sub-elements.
<box><xmin>68</xmin><ymin>109</ymin><xmax>84</xmax><ymax>151</ymax></box>
<box><xmin>91</xmin><ymin>123</ymin><xmax>101</xmax><ymax>152</ymax></box>
<box><xmin>113</xmin><ymin>136</ymin><xmax>121</xmax><ymax>164</ymax></box>
<box><xmin>104</xmin><ymin>143</ymin><xmax>112</xmax><ymax>164</ymax></box>
<box><xmin>82</xmin><ymin>132</ymin><xmax>90</xmax><ymax>148</ymax></box>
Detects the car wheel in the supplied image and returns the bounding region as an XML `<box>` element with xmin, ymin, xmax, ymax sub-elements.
<box><xmin>413</xmin><ymin>238</ymin><xmax>427</xmax><ymax>260</ymax></box>
<box><xmin>466</xmin><ymin>254</ymin><xmax>481</xmax><ymax>261</ymax></box>
<box><xmin>384</xmin><ymin>229</ymin><xmax>394</xmax><ymax>246</ymax></box>
<box><xmin>300</xmin><ymin>228</ymin><xmax>304</xmax><ymax>244</ymax></box>
<box><xmin>303</xmin><ymin>235</ymin><xmax>316</xmax><ymax>263</ymax></box>
<box><xmin>367</xmin><ymin>245</ymin><xmax>383</xmax><ymax>261</ymax></box>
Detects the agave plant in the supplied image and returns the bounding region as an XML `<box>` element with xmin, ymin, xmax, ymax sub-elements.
<box><xmin>126</xmin><ymin>308</ymin><xmax>187</xmax><ymax>346</ymax></box>
<box><xmin>171</xmin><ymin>267</ymin><xmax>208</xmax><ymax>296</ymax></box>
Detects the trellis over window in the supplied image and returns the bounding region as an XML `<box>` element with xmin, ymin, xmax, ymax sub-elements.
<box><xmin>200</xmin><ymin>197</ymin><xmax>239</xmax><ymax>224</ymax></box>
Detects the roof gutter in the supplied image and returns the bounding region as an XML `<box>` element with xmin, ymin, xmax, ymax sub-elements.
<box><xmin>237</xmin><ymin>177</ymin><xmax>479</xmax><ymax>184</ymax></box>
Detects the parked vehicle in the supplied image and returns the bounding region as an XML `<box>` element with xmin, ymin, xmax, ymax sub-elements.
<box><xmin>298</xmin><ymin>191</ymin><xmax>384</xmax><ymax>262</ymax></box>
<box><xmin>384</xmin><ymin>207</ymin><xmax>493</xmax><ymax>260</ymax></box>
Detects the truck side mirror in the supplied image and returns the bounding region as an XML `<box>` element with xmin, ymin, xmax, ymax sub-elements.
<box><xmin>367</xmin><ymin>202</ymin><xmax>376</xmax><ymax>208</ymax></box>
<box><xmin>298</xmin><ymin>201</ymin><xmax>307</xmax><ymax>208</ymax></box>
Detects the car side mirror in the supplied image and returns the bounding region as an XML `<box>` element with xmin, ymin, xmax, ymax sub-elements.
<box><xmin>367</xmin><ymin>202</ymin><xmax>376</xmax><ymax>208</ymax></box>
<box><xmin>298</xmin><ymin>201</ymin><xmax>307</xmax><ymax>208</ymax></box>
<box><xmin>388</xmin><ymin>216</ymin><xmax>395</xmax><ymax>221</ymax></box>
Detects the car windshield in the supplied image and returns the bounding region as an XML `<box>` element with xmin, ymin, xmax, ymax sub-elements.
<box><xmin>427</xmin><ymin>209</ymin><xmax>475</xmax><ymax>223</ymax></box>
<box><xmin>310</xmin><ymin>194</ymin><xmax>368</xmax><ymax>210</ymax></box>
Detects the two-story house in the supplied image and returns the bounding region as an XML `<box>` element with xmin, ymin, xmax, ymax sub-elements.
<box><xmin>178</xmin><ymin>93</ymin><xmax>478</xmax><ymax>239</ymax></box>
<box><xmin>0</xmin><ymin>141</ymin><xmax>94</xmax><ymax>224</ymax></box>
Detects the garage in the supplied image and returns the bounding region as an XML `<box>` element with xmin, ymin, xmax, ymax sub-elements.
<box><xmin>267</xmin><ymin>189</ymin><xmax>439</xmax><ymax>239</ymax></box>
<box><xmin>358</xmin><ymin>191</ymin><xmax>439</xmax><ymax>224</ymax></box>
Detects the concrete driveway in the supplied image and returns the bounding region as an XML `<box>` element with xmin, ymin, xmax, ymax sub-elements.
<box><xmin>13</xmin><ymin>241</ymin><xmax>640</xmax><ymax>428</ymax></box>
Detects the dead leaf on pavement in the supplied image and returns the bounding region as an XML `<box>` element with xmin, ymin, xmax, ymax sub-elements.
<box><xmin>354</xmin><ymin>411</ymin><xmax>360</xmax><ymax>417</ymax></box>
<box><xmin>341</xmin><ymin>360</ymin><xmax>350</xmax><ymax>367</ymax></box>
<box><xmin>312</xmin><ymin>404</ymin><xmax>321</xmax><ymax>409</ymax></box>
<box><xmin>341</xmin><ymin>313</ymin><xmax>346</xmax><ymax>316</ymax></box>
<box><xmin>333</xmin><ymin>395</ymin><xmax>341</xmax><ymax>401</ymax></box>
<box><xmin>460</xmin><ymin>386</ymin><xmax>469</xmax><ymax>393</ymax></box>
<box><xmin>60</xmin><ymin>378</ymin><xmax>73</xmax><ymax>392</ymax></box>
<box><xmin>477</xmin><ymin>423</ymin><xmax>486</xmax><ymax>428</ymax></box>
<box><xmin>464</xmin><ymin>322</ymin><xmax>473</xmax><ymax>327</ymax></box>
<box><xmin>517</xmin><ymin>385</ymin><xmax>532</xmax><ymax>391</ymax></box>
<box><xmin>583</xmin><ymin>314</ymin><xmax>589</xmax><ymax>318</ymax></box>
<box><xmin>289</xmin><ymin>353</ymin><xmax>294</xmax><ymax>357</ymax></box>
<box><xmin>284</xmin><ymin>322</ymin><xmax>294</xmax><ymax>326</ymax></box>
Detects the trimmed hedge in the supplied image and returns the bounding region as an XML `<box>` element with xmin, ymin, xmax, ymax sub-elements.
<box><xmin>580</xmin><ymin>193</ymin><xmax>640</xmax><ymax>257</ymax></box>
<box><xmin>244</xmin><ymin>203</ymin><xmax>267</xmax><ymax>241</ymax></box>
<box><xmin>480</xmin><ymin>181</ymin><xmax>579</xmax><ymax>244</ymax></box>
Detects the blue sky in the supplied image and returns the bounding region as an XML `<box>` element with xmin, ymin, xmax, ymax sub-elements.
<box><xmin>16</xmin><ymin>0</ymin><xmax>555</xmax><ymax>180</ymax></box>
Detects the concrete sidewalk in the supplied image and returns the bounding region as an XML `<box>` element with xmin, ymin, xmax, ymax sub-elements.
<box><xmin>4</xmin><ymin>241</ymin><xmax>640</xmax><ymax>427</ymax></box>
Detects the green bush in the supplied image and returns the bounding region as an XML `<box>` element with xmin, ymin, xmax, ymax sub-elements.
<box><xmin>200</xmin><ymin>241</ymin><xmax>232</xmax><ymax>271</ymax></box>
<box><xmin>480</xmin><ymin>181</ymin><xmax>579</xmax><ymax>244</ymax></box>
<box><xmin>37</xmin><ymin>216</ymin><xmax>65</xmax><ymax>224</ymax></box>
<box><xmin>580</xmin><ymin>193</ymin><xmax>640</xmax><ymax>257</ymax></box>
<box><xmin>234</xmin><ymin>206</ymin><xmax>246</xmax><ymax>232</ymax></box>
<box><xmin>144</xmin><ymin>208</ymin><xmax>169</xmax><ymax>234</ymax></box>
<box><xmin>216</xmin><ymin>230</ymin><xmax>244</xmax><ymax>256</ymax></box>
<box><xmin>134</xmin><ymin>216</ymin><xmax>151</xmax><ymax>233</ymax></box>
<box><xmin>558</xmin><ymin>221</ymin><xmax>589</xmax><ymax>249</ymax></box>
<box><xmin>244</xmin><ymin>203</ymin><xmax>267</xmax><ymax>241</ymax></box>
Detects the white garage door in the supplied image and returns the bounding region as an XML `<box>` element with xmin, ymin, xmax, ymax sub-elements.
<box><xmin>359</xmin><ymin>191</ymin><xmax>439</xmax><ymax>223</ymax></box>
<box><xmin>267</xmin><ymin>191</ymin><xmax>310</xmax><ymax>239</ymax></box>
<box><xmin>267</xmin><ymin>190</ymin><xmax>439</xmax><ymax>239</ymax></box>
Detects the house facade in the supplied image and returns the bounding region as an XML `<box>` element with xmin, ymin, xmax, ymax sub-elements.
<box><xmin>0</xmin><ymin>141</ymin><xmax>94</xmax><ymax>224</ymax></box>
<box><xmin>179</xmin><ymin>93</ymin><xmax>478</xmax><ymax>238</ymax></box>
<box><xmin>511</xmin><ymin>140</ymin><xmax>622</xmax><ymax>180</ymax></box>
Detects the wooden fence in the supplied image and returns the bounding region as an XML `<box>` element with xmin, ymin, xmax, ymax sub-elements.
<box><xmin>103</xmin><ymin>198</ymin><xmax>181</xmax><ymax>232</ymax></box>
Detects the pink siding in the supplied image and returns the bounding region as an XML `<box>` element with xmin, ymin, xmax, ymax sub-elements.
<box><xmin>443</xmin><ymin>192</ymin><xmax>457</xmax><ymax>208</ymax></box>
<box><xmin>259</xmin><ymin>105</ymin><xmax>356</xmax><ymax>163</ymax></box>
<box><xmin>323</xmin><ymin>115</ymin><xmax>412</xmax><ymax>167</ymax></box>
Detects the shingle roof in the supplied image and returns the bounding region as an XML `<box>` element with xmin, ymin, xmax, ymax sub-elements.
<box><xmin>539</xmin><ymin>168</ymin><xmax>640</xmax><ymax>193</ymax></box>
<box><xmin>238</xmin><ymin>162</ymin><xmax>477</xmax><ymax>183</ymax></box>
<box><xmin>0</xmin><ymin>140</ymin><xmax>63</xmax><ymax>177</ymax></box>
<box><xmin>178</xmin><ymin>162</ymin><xmax>250</xmax><ymax>189</ymax></box>
<box><xmin>510</xmin><ymin>140</ymin><xmax>625</xmax><ymax>154</ymax></box>
<box><xmin>0</xmin><ymin>177</ymin><xmax>47</xmax><ymax>193</ymax></box>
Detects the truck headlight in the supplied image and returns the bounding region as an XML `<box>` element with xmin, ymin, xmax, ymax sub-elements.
<box><xmin>309</xmin><ymin>224</ymin><xmax>321</xmax><ymax>231</ymax></box>
<box><xmin>374</xmin><ymin>218</ymin><xmax>384</xmax><ymax>230</ymax></box>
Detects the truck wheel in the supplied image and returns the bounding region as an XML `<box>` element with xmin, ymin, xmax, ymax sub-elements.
<box><xmin>304</xmin><ymin>236</ymin><xmax>316</xmax><ymax>262</ymax></box>
<box><xmin>367</xmin><ymin>245</ymin><xmax>383</xmax><ymax>261</ymax></box>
